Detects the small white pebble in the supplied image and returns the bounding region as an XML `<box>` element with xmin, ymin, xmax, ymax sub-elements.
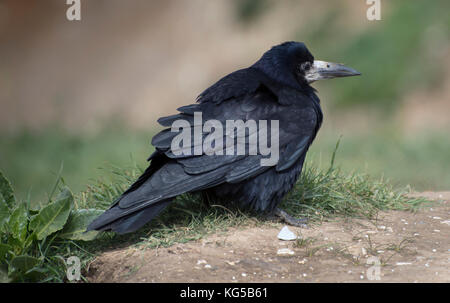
<box><xmin>432</xmin><ymin>216</ymin><xmax>442</xmax><ymax>220</ymax></box>
<box><xmin>197</xmin><ymin>259</ymin><xmax>207</xmax><ymax>265</ymax></box>
<box><xmin>425</xmin><ymin>263</ymin><xmax>430</xmax><ymax>267</ymax></box>
<box><xmin>278</xmin><ymin>226</ymin><xmax>298</xmax><ymax>241</ymax></box>
<box><xmin>432</xmin><ymin>249</ymin><xmax>437</xmax><ymax>252</ymax></box>
<box><xmin>277</xmin><ymin>248</ymin><xmax>295</xmax><ymax>255</ymax></box>
<box><xmin>433</xmin><ymin>230</ymin><xmax>440</xmax><ymax>233</ymax></box>
<box><xmin>360</xmin><ymin>275</ymin><xmax>364</xmax><ymax>280</ymax></box>
<box><xmin>204</xmin><ymin>264</ymin><xmax>212</xmax><ymax>269</ymax></box>
<box><xmin>241</xmin><ymin>273</ymin><xmax>247</xmax><ymax>277</ymax></box>
<box><xmin>396</xmin><ymin>262</ymin><xmax>412</xmax><ymax>266</ymax></box>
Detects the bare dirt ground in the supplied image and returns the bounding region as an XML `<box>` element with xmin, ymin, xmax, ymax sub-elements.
<box><xmin>87</xmin><ymin>192</ymin><xmax>449</xmax><ymax>283</ymax></box>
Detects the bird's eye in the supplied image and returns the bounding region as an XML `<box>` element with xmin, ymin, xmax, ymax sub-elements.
<box><xmin>302</xmin><ymin>62</ymin><xmax>311</xmax><ymax>71</ymax></box>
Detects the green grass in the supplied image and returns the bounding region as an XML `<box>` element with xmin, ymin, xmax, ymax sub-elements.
<box><xmin>309</xmin><ymin>129</ymin><xmax>450</xmax><ymax>191</ymax></box>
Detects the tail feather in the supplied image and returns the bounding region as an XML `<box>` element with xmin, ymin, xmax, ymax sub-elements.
<box><xmin>87</xmin><ymin>199</ymin><xmax>172</xmax><ymax>234</ymax></box>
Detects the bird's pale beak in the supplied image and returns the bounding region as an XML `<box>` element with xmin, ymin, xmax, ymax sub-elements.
<box><xmin>305</xmin><ymin>60</ymin><xmax>361</xmax><ymax>83</ymax></box>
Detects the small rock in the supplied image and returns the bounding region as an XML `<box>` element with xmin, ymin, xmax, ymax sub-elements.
<box><xmin>277</xmin><ymin>248</ymin><xmax>295</xmax><ymax>255</ymax></box>
<box><xmin>204</xmin><ymin>264</ymin><xmax>212</xmax><ymax>269</ymax></box>
<box><xmin>241</xmin><ymin>273</ymin><xmax>247</xmax><ymax>277</ymax></box>
<box><xmin>277</xmin><ymin>226</ymin><xmax>298</xmax><ymax>241</ymax></box>
<box><xmin>197</xmin><ymin>259</ymin><xmax>207</xmax><ymax>265</ymax></box>
<box><xmin>432</xmin><ymin>216</ymin><xmax>442</xmax><ymax>220</ymax></box>
<box><xmin>396</xmin><ymin>262</ymin><xmax>412</xmax><ymax>266</ymax></box>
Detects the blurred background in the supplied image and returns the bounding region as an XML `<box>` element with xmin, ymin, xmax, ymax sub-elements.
<box><xmin>0</xmin><ymin>0</ymin><xmax>449</xmax><ymax>201</ymax></box>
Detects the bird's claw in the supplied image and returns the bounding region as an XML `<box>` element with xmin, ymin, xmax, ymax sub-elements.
<box><xmin>272</xmin><ymin>207</ymin><xmax>308</xmax><ymax>228</ymax></box>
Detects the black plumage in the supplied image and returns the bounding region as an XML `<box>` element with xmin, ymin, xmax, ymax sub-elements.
<box><xmin>87</xmin><ymin>41</ymin><xmax>360</xmax><ymax>234</ymax></box>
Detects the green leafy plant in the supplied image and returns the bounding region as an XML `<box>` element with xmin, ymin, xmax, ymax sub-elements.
<box><xmin>0</xmin><ymin>171</ymin><xmax>101</xmax><ymax>282</ymax></box>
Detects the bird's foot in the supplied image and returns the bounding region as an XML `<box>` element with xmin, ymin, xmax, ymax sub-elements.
<box><xmin>272</xmin><ymin>207</ymin><xmax>308</xmax><ymax>228</ymax></box>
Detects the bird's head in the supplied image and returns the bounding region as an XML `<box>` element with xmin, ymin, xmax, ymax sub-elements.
<box><xmin>253</xmin><ymin>41</ymin><xmax>361</xmax><ymax>88</ymax></box>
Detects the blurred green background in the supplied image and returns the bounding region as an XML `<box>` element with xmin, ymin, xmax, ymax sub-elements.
<box><xmin>0</xmin><ymin>0</ymin><xmax>449</xmax><ymax>202</ymax></box>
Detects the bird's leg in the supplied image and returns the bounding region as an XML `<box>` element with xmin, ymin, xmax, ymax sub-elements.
<box><xmin>272</xmin><ymin>207</ymin><xmax>308</xmax><ymax>227</ymax></box>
